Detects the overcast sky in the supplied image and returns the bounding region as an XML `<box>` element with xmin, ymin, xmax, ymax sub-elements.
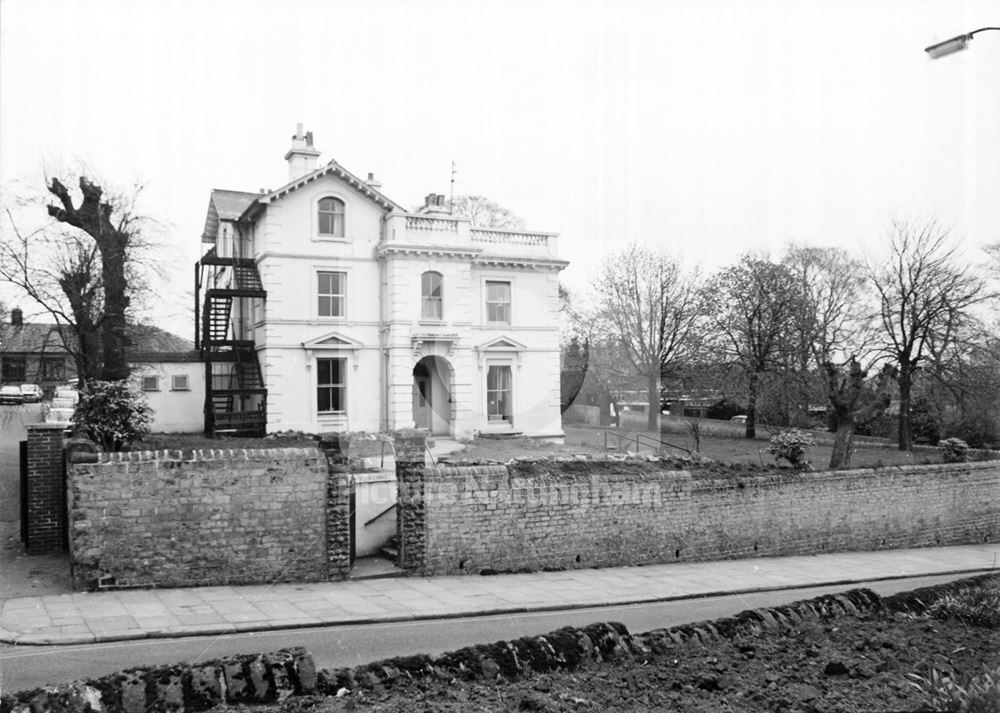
<box><xmin>2</xmin><ymin>0</ymin><xmax>999</xmax><ymax>338</ymax></box>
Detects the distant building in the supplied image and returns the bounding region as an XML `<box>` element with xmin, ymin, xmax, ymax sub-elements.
<box><xmin>0</xmin><ymin>309</ymin><xmax>201</xmax><ymax>432</ymax></box>
<box><xmin>196</xmin><ymin>126</ymin><xmax>568</xmax><ymax>439</ymax></box>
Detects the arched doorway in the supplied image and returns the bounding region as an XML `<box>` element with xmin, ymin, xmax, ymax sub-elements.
<box><xmin>412</xmin><ymin>356</ymin><xmax>453</xmax><ymax>436</ymax></box>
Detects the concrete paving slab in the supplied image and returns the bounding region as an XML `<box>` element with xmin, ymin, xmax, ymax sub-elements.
<box><xmin>1</xmin><ymin>543</ymin><xmax>997</xmax><ymax>645</ymax></box>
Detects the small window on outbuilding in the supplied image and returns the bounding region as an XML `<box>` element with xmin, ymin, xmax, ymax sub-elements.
<box><xmin>40</xmin><ymin>357</ymin><xmax>65</xmax><ymax>381</ymax></box>
<box><xmin>171</xmin><ymin>374</ymin><xmax>190</xmax><ymax>391</ymax></box>
<box><xmin>141</xmin><ymin>376</ymin><xmax>160</xmax><ymax>391</ymax></box>
<box><xmin>2</xmin><ymin>357</ymin><xmax>26</xmax><ymax>382</ymax></box>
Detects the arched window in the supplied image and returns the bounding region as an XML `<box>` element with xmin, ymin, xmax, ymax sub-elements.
<box><xmin>421</xmin><ymin>271</ymin><xmax>443</xmax><ymax>320</ymax></box>
<box><xmin>318</xmin><ymin>197</ymin><xmax>345</xmax><ymax>237</ymax></box>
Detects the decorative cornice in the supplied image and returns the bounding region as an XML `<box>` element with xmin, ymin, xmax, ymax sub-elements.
<box><xmin>375</xmin><ymin>244</ymin><xmax>481</xmax><ymax>260</ymax></box>
<box><xmin>472</xmin><ymin>256</ymin><xmax>569</xmax><ymax>271</ymax></box>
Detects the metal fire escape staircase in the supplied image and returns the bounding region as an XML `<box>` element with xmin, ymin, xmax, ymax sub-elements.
<box><xmin>197</xmin><ymin>248</ymin><xmax>267</xmax><ymax>436</ymax></box>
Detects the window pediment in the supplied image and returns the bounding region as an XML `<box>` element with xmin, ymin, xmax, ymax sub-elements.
<box><xmin>476</xmin><ymin>336</ymin><xmax>526</xmax><ymax>352</ymax></box>
<box><xmin>302</xmin><ymin>331</ymin><xmax>363</xmax><ymax>350</ymax></box>
<box><xmin>475</xmin><ymin>335</ymin><xmax>526</xmax><ymax>369</ymax></box>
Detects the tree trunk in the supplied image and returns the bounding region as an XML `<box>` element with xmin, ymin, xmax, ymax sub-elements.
<box><xmin>99</xmin><ymin>242</ymin><xmax>130</xmax><ymax>381</ymax></box>
<box><xmin>746</xmin><ymin>370</ymin><xmax>758</xmax><ymax>439</ymax></box>
<box><xmin>897</xmin><ymin>366</ymin><xmax>913</xmax><ymax>451</ymax></box>
<box><xmin>646</xmin><ymin>372</ymin><xmax>659</xmax><ymax>433</ymax></box>
<box><xmin>829</xmin><ymin>417</ymin><xmax>856</xmax><ymax>469</ymax></box>
<box><xmin>826</xmin><ymin>358</ymin><xmax>898</xmax><ymax>468</ymax></box>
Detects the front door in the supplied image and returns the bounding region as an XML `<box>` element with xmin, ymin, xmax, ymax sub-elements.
<box><xmin>413</xmin><ymin>362</ymin><xmax>432</xmax><ymax>430</ymax></box>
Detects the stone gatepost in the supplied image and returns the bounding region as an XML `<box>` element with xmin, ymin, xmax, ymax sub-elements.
<box><xmin>394</xmin><ymin>429</ymin><xmax>428</xmax><ymax>572</ymax></box>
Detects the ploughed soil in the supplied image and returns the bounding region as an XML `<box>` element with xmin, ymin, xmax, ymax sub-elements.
<box><xmin>218</xmin><ymin>576</ymin><xmax>1000</xmax><ymax>713</ymax></box>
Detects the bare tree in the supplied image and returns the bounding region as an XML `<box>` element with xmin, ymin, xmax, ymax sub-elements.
<box><xmin>825</xmin><ymin>358</ymin><xmax>898</xmax><ymax>468</ymax></box>
<box><xmin>449</xmin><ymin>195</ymin><xmax>526</xmax><ymax>229</ymax></box>
<box><xmin>596</xmin><ymin>244</ymin><xmax>700</xmax><ymax>432</ymax></box>
<box><xmin>783</xmin><ymin>245</ymin><xmax>871</xmax><ymax>368</ymax></box>
<box><xmin>0</xmin><ymin>175</ymin><xmax>158</xmax><ymax>382</ymax></box>
<box><xmin>869</xmin><ymin>220</ymin><xmax>989</xmax><ymax>450</ymax></box>
<box><xmin>702</xmin><ymin>255</ymin><xmax>805</xmax><ymax>438</ymax></box>
<box><xmin>779</xmin><ymin>246</ymin><xmax>873</xmax><ymax>427</ymax></box>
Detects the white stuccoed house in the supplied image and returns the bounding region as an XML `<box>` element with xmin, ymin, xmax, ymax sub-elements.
<box><xmin>195</xmin><ymin>126</ymin><xmax>567</xmax><ymax>441</ymax></box>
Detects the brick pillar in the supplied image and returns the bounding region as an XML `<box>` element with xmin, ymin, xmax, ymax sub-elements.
<box><xmin>394</xmin><ymin>429</ymin><xmax>428</xmax><ymax>572</ymax></box>
<box><xmin>325</xmin><ymin>469</ymin><xmax>352</xmax><ymax>580</ymax></box>
<box><xmin>317</xmin><ymin>434</ymin><xmax>353</xmax><ymax>580</ymax></box>
<box><xmin>25</xmin><ymin>424</ymin><xmax>68</xmax><ymax>554</ymax></box>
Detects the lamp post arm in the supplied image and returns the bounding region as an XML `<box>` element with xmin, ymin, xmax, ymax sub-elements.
<box><xmin>967</xmin><ymin>27</ymin><xmax>1000</xmax><ymax>37</ymax></box>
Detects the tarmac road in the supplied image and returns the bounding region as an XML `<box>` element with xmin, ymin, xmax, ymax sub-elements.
<box><xmin>0</xmin><ymin>572</ymin><xmax>973</xmax><ymax>694</ymax></box>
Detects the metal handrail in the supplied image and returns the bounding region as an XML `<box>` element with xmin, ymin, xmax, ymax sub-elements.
<box><xmin>364</xmin><ymin>502</ymin><xmax>397</xmax><ymax>528</ymax></box>
<box><xmin>379</xmin><ymin>436</ymin><xmax>397</xmax><ymax>469</ymax></box>
<box><xmin>603</xmin><ymin>429</ymin><xmax>692</xmax><ymax>456</ymax></box>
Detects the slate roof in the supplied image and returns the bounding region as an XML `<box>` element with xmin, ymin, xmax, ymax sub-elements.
<box><xmin>0</xmin><ymin>321</ymin><xmax>194</xmax><ymax>359</ymax></box>
<box><xmin>201</xmin><ymin>189</ymin><xmax>261</xmax><ymax>243</ymax></box>
<box><xmin>0</xmin><ymin>323</ymin><xmax>69</xmax><ymax>354</ymax></box>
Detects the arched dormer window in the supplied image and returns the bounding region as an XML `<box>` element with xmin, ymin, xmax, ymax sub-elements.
<box><xmin>318</xmin><ymin>197</ymin><xmax>345</xmax><ymax>237</ymax></box>
<box><xmin>421</xmin><ymin>271</ymin><xmax>443</xmax><ymax>320</ymax></box>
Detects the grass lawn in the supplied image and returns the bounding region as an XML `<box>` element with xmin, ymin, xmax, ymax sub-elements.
<box><xmin>128</xmin><ymin>423</ymin><xmax>988</xmax><ymax>472</ymax></box>
<box><xmin>457</xmin><ymin>425</ymin><xmax>957</xmax><ymax>471</ymax></box>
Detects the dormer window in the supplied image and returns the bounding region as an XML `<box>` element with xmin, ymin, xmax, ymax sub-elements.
<box><xmin>318</xmin><ymin>197</ymin><xmax>345</xmax><ymax>237</ymax></box>
<box><xmin>421</xmin><ymin>271</ymin><xmax>443</xmax><ymax>320</ymax></box>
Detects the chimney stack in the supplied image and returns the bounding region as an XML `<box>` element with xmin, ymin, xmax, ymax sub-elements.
<box><xmin>11</xmin><ymin>307</ymin><xmax>23</xmax><ymax>327</ymax></box>
<box><xmin>419</xmin><ymin>193</ymin><xmax>449</xmax><ymax>215</ymax></box>
<box><xmin>284</xmin><ymin>124</ymin><xmax>321</xmax><ymax>181</ymax></box>
<box><xmin>366</xmin><ymin>172</ymin><xmax>383</xmax><ymax>193</ymax></box>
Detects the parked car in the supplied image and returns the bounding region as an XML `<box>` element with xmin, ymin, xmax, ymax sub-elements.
<box><xmin>730</xmin><ymin>414</ymin><xmax>748</xmax><ymax>423</ymax></box>
<box><xmin>19</xmin><ymin>384</ymin><xmax>45</xmax><ymax>403</ymax></box>
<box><xmin>0</xmin><ymin>385</ymin><xmax>24</xmax><ymax>405</ymax></box>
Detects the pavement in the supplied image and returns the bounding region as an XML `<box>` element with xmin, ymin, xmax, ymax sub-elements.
<box><xmin>1</xmin><ymin>543</ymin><xmax>997</xmax><ymax>646</ymax></box>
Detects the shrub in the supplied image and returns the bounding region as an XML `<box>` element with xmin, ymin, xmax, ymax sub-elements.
<box><xmin>926</xmin><ymin>582</ymin><xmax>1000</xmax><ymax>628</ymax></box>
<box><xmin>908</xmin><ymin>666</ymin><xmax>1000</xmax><ymax>713</ymax></box>
<box><xmin>911</xmin><ymin>395</ymin><xmax>942</xmax><ymax>444</ymax></box>
<box><xmin>72</xmin><ymin>379</ymin><xmax>153</xmax><ymax>451</ymax></box>
<box><xmin>940</xmin><ymin>437</ymin><xmax>970</xmax><ymax>464</ymax></box>
<box><xmin>767</xmin><ymin>428</ymin><xmax>815</xmax><ymax>469</ymax></box>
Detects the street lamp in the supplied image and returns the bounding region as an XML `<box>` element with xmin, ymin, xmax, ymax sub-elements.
<box><xmin>925</xmin><ymin>27</ymin><xmax>1000</xmax><ymax>59</ymax></box>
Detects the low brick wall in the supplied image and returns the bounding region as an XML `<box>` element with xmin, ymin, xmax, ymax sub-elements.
<box><xmin>68</xmin><ymin>448</ymin><xmax>336</xmax><ymax>590</ymax></box>
<box><xmin>399</xmin><ymin>461</ymin><xmax>1000</xmax><ymax>576</ymax></box>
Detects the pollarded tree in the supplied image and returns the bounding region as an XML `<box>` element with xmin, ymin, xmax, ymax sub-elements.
<box><xmin>869</xmin><ymin>220</ymin><xmax>990</xmax><ymax>450</ymax></box>
<box><xmin>701</xmin><ymin>255</ymin><xmax>805</xmax><ymax>438</ymax></box>
<box><xmin>596</xmin><ymin>244</ymin><xmax>700</xmax><ymax>432</ymax></box>
<box><xmin>0</xmin><ymin>175</ymin><xmax>157</xmax><ymax>382</ymax></box>
<box><xmin>825</xmin><ymin>358</ymin><xmax>898</xmax><ymax>468</ymax></box>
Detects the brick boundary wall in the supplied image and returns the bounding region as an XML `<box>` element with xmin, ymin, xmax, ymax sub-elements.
<box><xmin>399</xmin><ymin>461</ymin><xmax>1000</xmax><ymax>576</ymax></box>
<box><xmin>24</xmin><ymin>424</ymin><xmax>68</xmax><ymax>555</ymax></box>
<box><xmin>67</xmin><ymin>448</ymin><xmax>336</xmax><ymax>590</ymax></box>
